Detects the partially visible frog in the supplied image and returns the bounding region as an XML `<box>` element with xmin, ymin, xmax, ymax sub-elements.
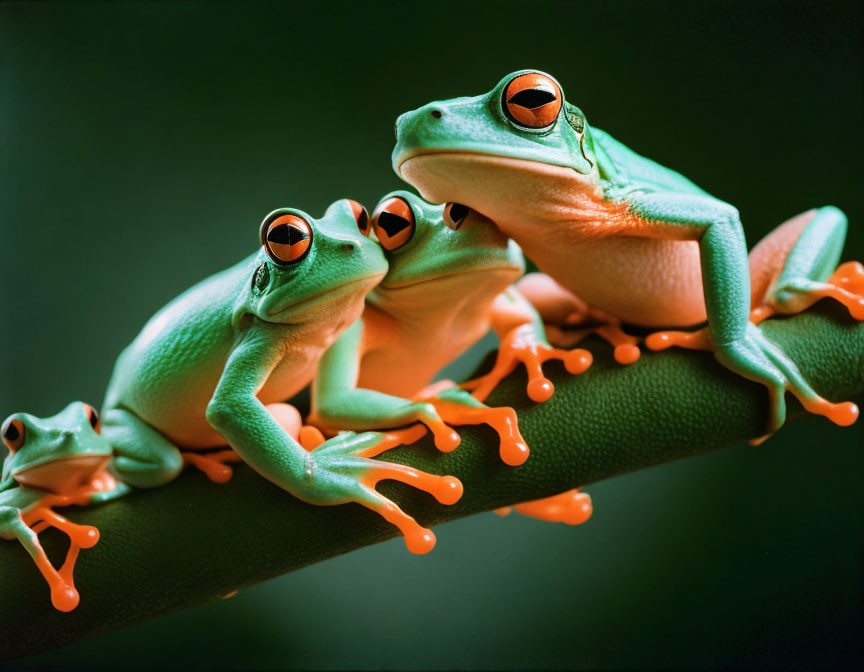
<box><xmin>392</xmin><ymin>70</ymin><xmax>864</xmax><ymax>435</ymax></box>
<box><xmin>0</xmin><ymin>401</ymin><xmax>126</xmax><ymax>611</ymax></box>
<box><xmin>100</xmin><ymin>199</ymin><xmax>461</xmax><ymax>553</ymax></box>
<box><xmin>308</xmin><ymin>191</ymin><xmax>592</xmax><ymax>522</ymax></box>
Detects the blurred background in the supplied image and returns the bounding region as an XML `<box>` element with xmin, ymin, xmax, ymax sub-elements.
<box><xmin>1</xmin><ymin>0</ymin><xmax>861</xmax><ymax>669</ymax></box>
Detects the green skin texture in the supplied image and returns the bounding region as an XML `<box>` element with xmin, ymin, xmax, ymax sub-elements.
<box><xmin>311</xmin><ymin>190</ymin><xmax>545</xmax><ymax>440</ymax></box>
<box><xmin>391</xmin><ymin>69</ymin><xmax>854</xmax><ymax>432</ymax></box>
<box><xmin>0</xmin><ymin>403</ymin><xmax>127</xmax><ymax>569</ymax></box>
<box><xmin>98</xmin><ymin>199</ymin><xmax>405</xmax><ymax>510</ymax></box>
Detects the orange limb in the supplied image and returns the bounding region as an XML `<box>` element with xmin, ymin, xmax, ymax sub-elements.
<box><xmin>424</xmin><ymin>398</ymin><xmax>530</xmax><ymax>467</ymax></box>
<box><xmin>495</xmin><ymin>489</ymin><xmax>593</xmax><ymax>525</ymax></box>
<box><xmin>298</xmin><ymin>425</ymin><xmax>327</xmax><ymax>450</ymax></box>
<box><xmin>645</xmin><ymin>326</ymin><xmax>712</xmax><ymax>352</ymax></box>
<box><xmin>462</xmin><ymin>323</ymin><xmax>593</xmax><ymax>404</ymax></box>
<box><xmin>182</xmin><ymin>449</ymin><xmax>242</xmax><ymax>484</ymax></box>
<box><xmin>19</xmin><ymin>477</ymin><xmax>107</xmax><ymax>612</ymax></box>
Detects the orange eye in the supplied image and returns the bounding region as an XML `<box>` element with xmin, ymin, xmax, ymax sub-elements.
<box><xmin>349</xmin><ymin>200</ymin><xmax>371</xmax><ymax>237</ymax></box>
<box><xmin>83</xmin><ymin>403</ymin><xmax>100</xmax><ymax>433</ymax></box>
<box><xmin>502</xmin><ymin>72</ymin><xmax>562</xmax><ymax>129</ymax></box>
<box><xmin>372</xmin><ymin>197</ymin><xmax>415</xmax><ymax>251</ymax></box>
<box><xmin>443</xmin><ymin>203</ymin><xmax>471</xmax><ymax>231</ymax></box>
<box><xmin>2</xmin><ymin>417</ymin><xmax>24</xmax><ymax>453</ymax></box>
<box><xmin>261</xmin><ymin>213</ymin><xmax>313</xmax><ymax>265</ymax></box>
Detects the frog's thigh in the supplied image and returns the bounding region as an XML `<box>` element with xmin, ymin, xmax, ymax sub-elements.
<box><xmin>103</xmin><ymin>409</ymin><xmax>183</xmax><ymax>488</ymax></box>
<box><xmin>749</xmin><ymin>207</ymin><xmax>846</xmax><ymax>308</ymax></box>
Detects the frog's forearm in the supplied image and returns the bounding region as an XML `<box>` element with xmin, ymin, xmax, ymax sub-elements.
<box><xmin>311</xmin><ymin>317</ymin><xmax>440</xmax><ymax>430</ymax></box>
<box><xmin>628</xmin><ymin>193</ymin><xmax>750</xmax><ymax>343</ymax></box>
<box><xmin>206</xmin><ymin>325</ymin><xmax>308</xmax><ymax>489</ymax></box>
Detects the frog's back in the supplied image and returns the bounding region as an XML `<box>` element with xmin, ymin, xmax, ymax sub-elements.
<box><xmin>104</xmin><ymin>256</ymin><xmax>254</xmax><ymax>443</ymax></box>
<box><xmin>591</xmin><ymin>127</ymin><xmax>712</xmax><ymax>199</ymax></box>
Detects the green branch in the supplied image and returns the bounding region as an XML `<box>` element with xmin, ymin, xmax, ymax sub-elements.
<box><xmin>1</xmin><ymin>303</ymin><xmax>862</xmax><ymax>661</ymax></box>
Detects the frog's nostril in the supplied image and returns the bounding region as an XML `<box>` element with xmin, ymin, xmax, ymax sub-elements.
<box><xmin>430</xmin><ymin>109</ymin><xmax>442</xmax><ymax>119</ymax></box>
<box><xmin>340</xmin><ymin>243</ymin><xmax>358</xmax><ymax>254</ymax></box>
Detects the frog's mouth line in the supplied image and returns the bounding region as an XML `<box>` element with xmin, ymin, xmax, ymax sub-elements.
<box><xmin>14</xmin><ymin>455</ymin><xmax>111</xmax><ymax>493</ymax></box>
<box><xmin>266</xmin><ymin>273</ymin><xmax>386</xmax><ymax>318</ymax></box>
<box><xmin>379</xmin><ymin>265</ymin><xmax>521</xmax><ymax>290</ymax></box>
<box><xmin>395</xmin><ymin>149</ymin><xmax>587</xmax><ymax>179</ymax></box>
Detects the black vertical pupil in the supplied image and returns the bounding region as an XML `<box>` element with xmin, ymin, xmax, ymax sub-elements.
<box><xmin>357</xmin><ymin>208</ymin><xmax>369</xmax><ymax>232</ymax></box>
<box><xmin>88</xmin><ymin>409</ymin><xmax>99</xmax><ymax>428</ymax></box>
<box><xmin>268</xmin><ymin>223</ymin><xmax>309</xmax><ymax>246</ymax></box>
<box><xmin>3</xmin><ymin>421</ymin><xmax>19</xmax><ymax>441</ymax></box>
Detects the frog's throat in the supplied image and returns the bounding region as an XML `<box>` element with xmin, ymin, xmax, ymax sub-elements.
<box><xmin>14</xmin><ymin>455</ymin><xmax>111</xmax><ymax>494</ymax></box>
<box><xmin>264</xmin><ymin>273</ymin><xmax>385</xmax><ymax>320</ymax></box>
<box><xmin>397</xmin><ymin>151</ymin><xmax>608</xmax><ymax>234</ymax></box>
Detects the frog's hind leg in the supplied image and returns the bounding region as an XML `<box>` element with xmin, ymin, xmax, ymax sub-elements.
<box><xmin>751</xmin><ymin>206</ymin><xmax>864</xmax><ymax>320</ymax></box>
<box><xmin>515</xmin><ymin>273</ymin><xmax>642</xmax><ymax>365</ymax></box>
<box><xmin>103</xmin><ymin>409</ymin><xmax>184</xmax><ymax>488</ymax></box>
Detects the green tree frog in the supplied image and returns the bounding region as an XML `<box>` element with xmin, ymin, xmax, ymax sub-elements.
<box><xmin>0</xmin><ymin>401</ymin><xmax>127</xmax><ymax>611</ymax></box>
<box><xmin>307</xmin><ymin>191</ymin><xmax>592</xmax><ymax>521</ymax></box>
<box><xmin>99</xmin><ymin>199</ymin><xmax>461</xmax><ymax>554</ymax></box>
<box><xmin>392</xmin><ymin>69</ymin><xmax>864</xmax><ymax>435</ymax></box>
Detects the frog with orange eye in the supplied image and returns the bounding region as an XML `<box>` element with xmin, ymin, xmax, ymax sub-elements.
<box><xmin>307</xmin><ymin>191</ymin><xmax>593</xmax><ymax>525</ymax></box>
<box><xmin>393</xmin><ymin>69</ymin><xmax>864</xmax><ymax>438</ymax></box>
<box><xmin>0</xmin><ymin>401</ymin><xmax>128</xmax><ymax>612</ymax></box>
<box><xmin>88</xmin><ymin>199</ymin><xmax>462</xmax><ymax>556</ymax></box>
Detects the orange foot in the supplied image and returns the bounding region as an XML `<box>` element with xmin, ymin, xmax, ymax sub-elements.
<box><xmin>495</xmin><ymin>489</ymin><xmax>593</xmax><ymax>525</ymax></box>
<box><xmin>462</xmin><ymin>323</ymin><xmax>593</xmax><ymax>404</ymax></box>
<box><xmin>421</xmin><ymin>395</ymin><xmax>530</xmax><ymax>466</ymax></box>
<box><xmin>780</xmin><ymin>261</ymin><xmax>864</xmax><ymax>320</ymax></box>
<box><xmin>22</xmin><ymin>489</ymin><xmax>102</xmax><ymax>612</ymax></box>
<box><xmin>182</xmin><ymin>449</ymin><xmax>243</xmax><ymax>484</ymax></box>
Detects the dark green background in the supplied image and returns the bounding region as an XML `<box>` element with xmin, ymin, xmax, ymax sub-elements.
<box><xmin>1</xmin><ymin>0</ymin><xmax>861</xmax><ymax>669</ymax></box>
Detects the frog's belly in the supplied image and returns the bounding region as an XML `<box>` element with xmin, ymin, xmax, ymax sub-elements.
<box><xmin>528</xmin><ymin>235</ymin><xmax>707</xmax><ymax>327</ymax></box>
<box><xmin>358</xmin><ymin>326</ymin><xmax>488</xmax><ymax>399</ymax></box>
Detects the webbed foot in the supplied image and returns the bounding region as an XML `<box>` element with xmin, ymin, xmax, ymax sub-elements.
<box><xmin>461</xmin><ymin>323</ymin><xmax>592</xmax><ymax>404</ymax></box>
<box><xmin>716</xmin><ymin>322</ymin><xmax>858</xmax><ymax>434</ymax></box>
<box><xmin>299</xmin><ymin>431</ymin><xmax>463</xmax><ymax>554</ymax></box>
<box><xmin>419</xmin><ymin>386</ymin><xmax>530</xmax><ymax>466</ymax></box>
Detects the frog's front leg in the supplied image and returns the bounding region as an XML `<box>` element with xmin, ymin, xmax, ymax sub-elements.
<box><xmin>311</xmin><ymin>318</ymin><xmax>461</xmax><ymax>452</ymax></box>
<box><xmin>208</xmin><ymin>324</ymin><xmax>462</xmax><ymax>553</ymax></box>
<box><xmin>461</xmin><ymin>286</ymin><xmax>593</xmax><ymax>404</ymax></box>
<box><xmin>103</xmin><ymin>409</ymin><xmax>185</xmax><ymax>488</ymax></box>
<box><xmin>1</xmin><ymin>504</ymin><xmax>83</xmax><ymax>611</ymax></box>
<box><xmin>629</xmin><ymin>193</ymin><xmax>858</xmax><ymax>433</ymax></box>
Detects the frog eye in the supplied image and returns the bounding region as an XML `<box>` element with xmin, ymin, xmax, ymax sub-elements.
<box><xmin>2</xmin><ymin>418</ymin><xmax>25</xmax><ymax>454</ymax></box>
<box><xmin>83</xmin><ymin>404</ymin><xmax>100</xmax><ymax>434</ymax></box>
<box><xmin>372</xmin><ymin>197</ymin><xmax>415</xmax><ymax>251</ymax></box>
<box><xmin>502</xmin><ymin>72</ymin><xmax>563</xmax><ymax>130</ymax></box>
<box><xmin>443</xmin><ymin>203</ymin><xmax>471</xmax><ymax>231</ymax></box>
<box><xmin>348</xmin><ymin>200</ymin><xmax>371</xmax><ymax>237</ymax></box>
<box><xmin>261</xmin><ymin>213</ymin><xmax>313</xmax><ymax>265</ymax></box>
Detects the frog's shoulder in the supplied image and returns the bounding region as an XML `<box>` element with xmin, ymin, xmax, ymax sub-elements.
<box><xmin>591</xmin><ymin>127</ymin><xmax>712</xmax><ymax>200</ymax></box>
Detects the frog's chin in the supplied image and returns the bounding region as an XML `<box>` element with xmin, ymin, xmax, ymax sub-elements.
<box><xmin>264</xmin><ymin>273</ymin><xmax>384</xmax><ymax>322</ymax></box>
<box><xmin>14</xmin><ymin>455</ymin><xmax>110</xmax><ymax>494</ymax></box>
<box><xmin>398</xmin><ymin>151</ymin><xmax>603</xmax><ymax>233</ymax></box>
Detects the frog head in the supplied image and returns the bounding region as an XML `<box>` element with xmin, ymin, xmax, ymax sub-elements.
<box><xmin>392</xmin><ymin>70</ymin><xmax>599</xmax><ymax>232</ymax></box>
<box><xmin>1</xmin><ymin>402</ymin><xmax>113</xmax><ymax>494</ymax></box>
<box><xmin>240</xmin><ymin>199</ymin><xmax>388</xmax><ymax>326</ymax></box>
<box><xmin>366</xmin><ymin>190</ymin><xmax>523</xmax><ymax>304</ymax></box>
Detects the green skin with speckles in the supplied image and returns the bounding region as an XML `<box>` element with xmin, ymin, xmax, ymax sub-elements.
<box><xmin>392</xmin><ymin>69</ymin><xmax>861</xmax><ymax>433</ymax></box>
<box><xmin>310</xmin><ymin>190</ymin><xmax>546</xmax><ymax>441</ymax></box>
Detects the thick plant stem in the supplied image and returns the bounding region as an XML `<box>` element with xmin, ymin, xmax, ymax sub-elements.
<box><xmin>1</xmin><ymin>303</ymin><xmax>862</xmax><ymax>660</ymax></box>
